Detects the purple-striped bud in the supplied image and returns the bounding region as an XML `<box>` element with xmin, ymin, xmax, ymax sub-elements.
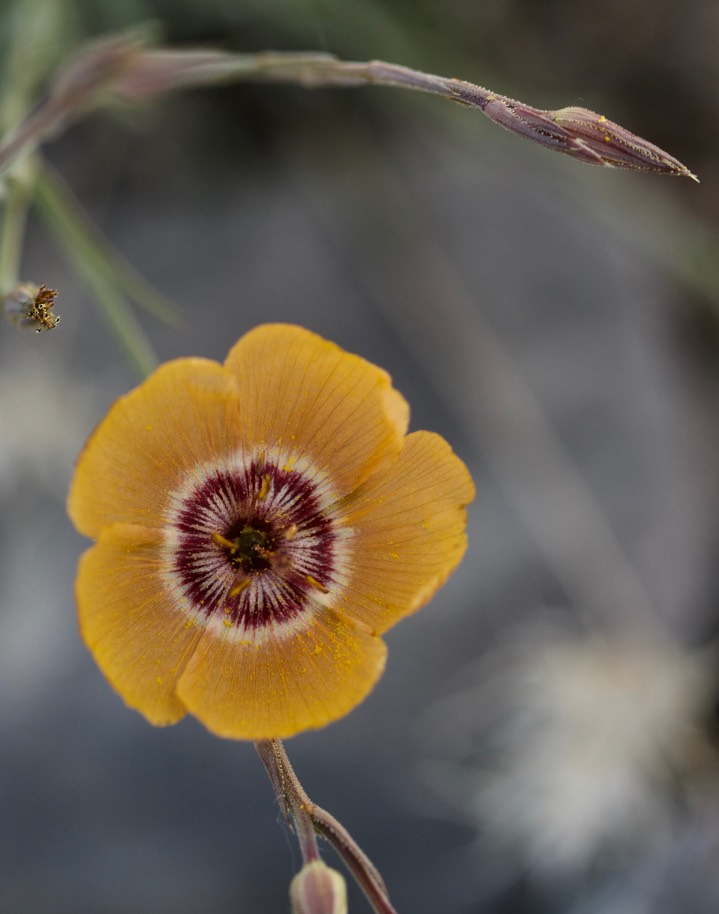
<box><xmin>290</xmin><ymin>861</ymin><xmax>348</xmax><ymax>914</ymax></box>
<box><xmin>551</xmin><ymin>106</ymin><xmax>698</xmax><ymax>179</ymax></box>
<box><xmin>466</xmin><ymin>89</ymin><xmax>698</xmax><ymax>180</ymax></box>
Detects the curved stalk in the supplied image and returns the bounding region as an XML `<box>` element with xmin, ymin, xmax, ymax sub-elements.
<box><xmin>256</xmin><ymin>739</ymin><xmax>399</xmax><ymax>914</ymax></box>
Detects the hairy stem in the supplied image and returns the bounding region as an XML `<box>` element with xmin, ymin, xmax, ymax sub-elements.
<box><xmin>255</xmin><ymin>739</ymin><xmax>320</xmax><ymax>865</ymax></box>
<box><xmin>256</xmin><ymin>739</ymin><xmax>398</xmax><ymax>914</ymax></box>
<box><xmin>0</xmin><ymin>37</ymin><xmax>697</xmax><ymax>181</ymax></box>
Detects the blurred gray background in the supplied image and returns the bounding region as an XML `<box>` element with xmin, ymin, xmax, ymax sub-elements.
<box><xmin>2</xmin><ymin>1</ymin><xmax>719</xmax><ymax>912</ymax></box>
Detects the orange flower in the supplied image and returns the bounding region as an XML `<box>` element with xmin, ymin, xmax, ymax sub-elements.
<box><xmin>68</xmin><ymin>324</ymin><xmax>474</xmax><ymax>739</ymax></box>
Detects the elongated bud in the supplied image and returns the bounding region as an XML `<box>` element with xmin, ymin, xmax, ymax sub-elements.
<box><xmin>468</xmin><ymin>92</ymin><xmax>698</xmax><ymax>181</ymax></box>
<box><xmin>551</xmin><ymin>106</ymin><xmax>698</xmax><ymax>179</ymax></box>
<box><xmin>290</xmin><ymin>861</ymin><xmax>348</xmax><ymax>914</ymax></box>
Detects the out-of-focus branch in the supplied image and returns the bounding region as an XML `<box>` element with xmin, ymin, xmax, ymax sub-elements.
<box><xmin>32</xmin><ymin>160</ymin><xmax>158</xmax><ymax>378</ymax></box>
<box><xmin>0</xmin><ymin>174</ymin><xmax>30</xmax><ymax>293</ymax></box>
<box><xmin>34</xmin><ymin>161</ymin><xmax>182</xmax><ymax>328</ymax></box>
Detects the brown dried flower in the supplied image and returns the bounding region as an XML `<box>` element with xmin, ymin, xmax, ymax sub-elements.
<box><xmin>3</xmin><ymin>283</ymin><xmax>60</xmax><ymax>332</ymax></box>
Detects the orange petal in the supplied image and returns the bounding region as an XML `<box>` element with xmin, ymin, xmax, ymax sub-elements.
<box><xmin>76</xmin><ymin>524</ymin><xmax>205</xmax><ymax>725</ymax></box>
<box><xmin>175</xmin><ymin>604</ymin><xmax>387</xmax><ymax>739</ymax></box>
<box><xmin>224</xmin><ymin>324</ymin><xmax>409</xmax><ymax>495</ymax></box>
<box><xmin>68</xmin><ymin>358</ymin><xmax>242</xmax><ymax>538</ymax></box>
<box><xmin>336</xmin><ymin>431</ymin><xmax>474</xmax><ymax>634</ymax></box>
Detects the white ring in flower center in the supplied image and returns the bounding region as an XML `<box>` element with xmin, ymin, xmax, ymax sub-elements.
<box><xmin>159</xmin><ymin>447</ymin><xmax>353</xmax><ymax>642</ymax></box>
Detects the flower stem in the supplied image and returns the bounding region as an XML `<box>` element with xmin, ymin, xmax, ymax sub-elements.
<box><xmin>35</xmin><ymin>161</ymin><xmax>182</xmax><ymax>326</ymax></box>
<box><xmin>0</xmin><ymin>172</ymin><xmax>30</xmax><ymax>294</ymax></box>
<box><xmin>31</xmin><ymin>159</ymin><xmax>158</xmax><ymax>379</ymax></box>
<box><xmin>255</xmin><ymin>739</ymin><xmax>320</xmax><ymax>865</ymax></box>
<box><xmin>0</xmin><ymin>36</ymin><xmax>697</xmax><ymax>181</ymax></box>
<box><xmin>205</xmin><ymin>53</ymin><xmax>696</xmax><ymax>178</ymax></box>
<box><xmin>255</xmin><ymin>739</ymin><xmax>399</xmax><ymax>914</ymax></box>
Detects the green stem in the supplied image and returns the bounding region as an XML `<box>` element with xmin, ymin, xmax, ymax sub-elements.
<box><xmin>0</xmin><ymin>0</ymin><xmax>65</xmax><ymax>132</ymax></box>
<box><xmin>81</xmin><ymin>264</ymin><xmax>159</xmax><ymax>380</ymax></box>
<box><xmin>38</xmin><ymin>161</ymin><xmax>182</xmax><ymax>326</ymax></box>
<box><xmin>32</xmin><ymin>159</ymin><xmax>157</xmax><ymax>378</ymax></box>
<box><xmin>0</xmin><ymin>173</ymin><xmax>30</xmax><ymax>293</ymax></box>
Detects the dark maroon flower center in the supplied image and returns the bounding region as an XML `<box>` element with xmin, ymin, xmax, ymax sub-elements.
<box><xmin>165</xmin><ymin>454</ymin><xmax>343</xmax><ymax>632</ymax></box>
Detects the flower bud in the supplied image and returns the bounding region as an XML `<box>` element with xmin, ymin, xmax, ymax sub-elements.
<box><xmin>551</xmin><ymin>106</ymin><xmax>698</xmax><ymax>179</ymax></box>
<box><xmin>290</xmin><ymin>861</ymin><xmax>348</xmax><ymax>914</ymax></box>
<box><xmin>469</xmin><ymin>90</ymin><xmax>698</xmax><ymax>180</ymax></box>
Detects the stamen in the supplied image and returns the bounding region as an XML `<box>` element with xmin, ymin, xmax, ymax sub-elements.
<box><xmin>305</xmin><ymin>574</ymin><xmax>329</xmax><ymax>594</ymax></box>
<box><xmin>257</xmin><ymin>473</ymin><xmax>271</xmax><ymax>500</ymax></box>
<box><xmin>211</xmin><ymin>531</ymin><xmax>236</xmax><ymax>550</ymax></box>
<box><xmin>283</xmin><ymin>523</ymin><xmax>298</xmax><ymax>541</ymax></box>
<box><xmin>229</xmin><ymin>577</ymin><xmax>251</xmax><ymax>598</ymax></box>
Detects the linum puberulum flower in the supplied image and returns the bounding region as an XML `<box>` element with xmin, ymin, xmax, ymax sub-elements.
<box><xmin>68</xmin><ymin>324</ymin><xmax>474</xmax><ymax>740</ymax></box>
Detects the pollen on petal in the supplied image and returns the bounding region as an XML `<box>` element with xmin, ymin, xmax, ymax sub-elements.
<box><xmin>76</xmin><ymin>525</ymin><xmax>205</xmax><ymax>725</ymax></box>
<box><xmin>175</xmin><ymin>603</ymin><xmax>388</xmax><ymax>740</ymax></box>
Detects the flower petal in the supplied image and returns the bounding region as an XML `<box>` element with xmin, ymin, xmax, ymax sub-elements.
<box><xmin>68</xmin><ymin>358</ymin><xmax>242</xmax><ymax>538</ymax></box>
<box><xmin>336</xmin><ymin>431</ymin><xmax>474</xmax><ymax>634</ymax></box>
<box><xmin>76</xmin><ymin>524</ymin><xmax>204</xmax><ymax>725</ymax></box>
<box><xmin>223</xmin><ymin>324</ymin><xmax>409</xmax><ymax>495</ymax></box>
<box><xmin>175</xmin><ymin>604</ymin><xmax>387</xmax><ymax>739</ymax></box>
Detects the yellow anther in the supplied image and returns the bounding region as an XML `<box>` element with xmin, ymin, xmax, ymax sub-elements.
<box><xmin>305</xmin><ymin>574</ymin><xmax>329</xmax><ymax>594</ymax></box>
<box><xmin>211</xmin><ymin>531</ymin><xmax>236</xmax><ymax>550</ymax></box>
<box><xmin>284</xmin><ymin>523</ymin><xmax>298</xmax><ymax>541</ymax></box>
<box><xmin>229</xmin><ymin>577</ymin><xmax>251</xmax><ymax>598</ymax></box>
<box><xmin>257</xmin><ymin>473</ymin><xmax>271</xmax><ymax>500</ymax></box>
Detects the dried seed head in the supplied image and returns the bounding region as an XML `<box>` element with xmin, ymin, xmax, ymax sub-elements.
<box><xmin>3</xmin><ymin>283</ymin><xmax>60</xmax><ymax>332</ymax></box>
